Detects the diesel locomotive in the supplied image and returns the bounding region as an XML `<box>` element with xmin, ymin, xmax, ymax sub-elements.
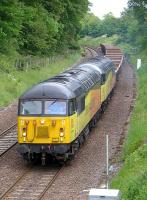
<box><xmin>17</xmin><ymin>54</ymin><xmax>117</xmax><ymax>164</ymax></box>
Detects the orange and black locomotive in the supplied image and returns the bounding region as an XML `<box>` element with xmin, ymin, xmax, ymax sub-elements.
<box><xmin>17</xmin><ymin>53</ymin><xmax>117</xmax><ymax>163</ymax></box>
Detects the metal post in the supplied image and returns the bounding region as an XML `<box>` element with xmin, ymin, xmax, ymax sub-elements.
<box><xmin>106</xmin><ymin>134</ymin><xmax>109</xmax><ymax>189</ymax></box>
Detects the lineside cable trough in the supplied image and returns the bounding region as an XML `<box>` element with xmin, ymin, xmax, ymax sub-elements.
<box><xmin>88</xmin><ymin>135</ymin><xmax>120</xmax><ymax>200</ymax></box>
<box><xmin>88</xmin><ymin>189</ymin><xmax>120</xmax><ymax>200</ymax></box>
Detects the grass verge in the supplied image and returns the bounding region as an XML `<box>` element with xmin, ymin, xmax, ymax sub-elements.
<box><xmin>111</xmin><ymin>50</ymin><xmax>147</xmax><ymax>199</ymax></box>
<box><xmin>0</xmin><ymin>52</ymin><xmax>81</xmax><ymax>106</ymax></box>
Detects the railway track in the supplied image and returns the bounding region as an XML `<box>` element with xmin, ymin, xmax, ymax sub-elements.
<box><xmin>0</xmin><ymin>123</ymin><xmax>17</xmax><ymax>157</ymax></box>
<box><xmin>1</xmin><ymin>165</ymin><xmax>64</xmax><ymax>200</ymax></box>
<box><xmin>84</xmin><ymin>46</ymin><xmax>99</xmax><ymax>58</ymax></box>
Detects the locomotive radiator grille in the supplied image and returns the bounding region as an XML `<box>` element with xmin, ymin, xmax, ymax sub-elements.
<box><xmin>37</xmin><ymin>127</ymin><xmax>49</xmax><ymax>138</ymax></box>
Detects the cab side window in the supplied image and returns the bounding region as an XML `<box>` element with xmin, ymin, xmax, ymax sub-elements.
<box><xmin>76</xmin><ymin>96</ymin><xmax>85</xmax><ymax>114</ymax></box>
<box><xmin>69</xmin><ymin>100</ymin><xmax>76</xmax><ymax>115</ymax></box>
<box><xmin>101</xmin><ymin>74</ymin><xmax>106</xmax><ymax>85</ymax></box>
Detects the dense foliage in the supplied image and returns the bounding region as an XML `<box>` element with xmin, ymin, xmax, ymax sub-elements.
<box><xmin>81</xmin><ymin>0</ymin><xmax>147</xmax><ymax>52</ymax></box>
<box><xmin>0</xmin><ymin>0</ymin><xmax>89</xmax><ymax>55</ymax></box>
<box><xmin>128</xmin><ymin>0</ymin><xmax>147</xmax><ymax>48</ymax></box>
<box><xmin>1</xmin><ymin>0</ymin><xmax>146</xmax><ymax>56</ymax></box>
<box><xmin>80</xmin><ymin>12</ymin><xmax>120</xmax><ymax>38</ymax></box>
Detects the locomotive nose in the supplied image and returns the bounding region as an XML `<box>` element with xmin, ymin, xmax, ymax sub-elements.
<box><xmin>18</xmin><ymin>117</ymin><xmax>67</xmax><ymax>144</ymax></box>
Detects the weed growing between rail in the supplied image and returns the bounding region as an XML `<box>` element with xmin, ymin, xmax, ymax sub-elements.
<box><xmin>0</xmin><ymin>52</ymin><xmax>81</xmax><ymax>106</ymax></box>
<box><xmin>111</xmin><ymin>50</ymin><xmax>147</xmax><ymax>199</ymax></box>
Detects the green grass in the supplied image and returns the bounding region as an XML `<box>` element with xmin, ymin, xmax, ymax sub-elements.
<box><xmin>111</xmin><ymin>145</ymin><xmax>147</xmax><ymax>200</ymax></box>
<box><xmin>111</xmin><ymin>50</ymin><xmax>147</xmax><ymax>199</ymax></box>
<box><xmin>0</xmin><ymin>52</ymin><xmax>81</xmax><ymax>106</ymax></box>
<box><xmin>123</xmin><ymin>52</ymin><xmax>147</xmax><ymax>157</ymax></box>
<box><xmin>79</xmin><ymin>34</ymin><xmax>119</xmax><ymax>47</ymax></box>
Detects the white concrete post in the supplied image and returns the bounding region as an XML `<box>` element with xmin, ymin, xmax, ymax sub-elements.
<box><xmin>137</xmin><ymin>59</ymin><xmax>141</xmax><ymax>70</ymax></box>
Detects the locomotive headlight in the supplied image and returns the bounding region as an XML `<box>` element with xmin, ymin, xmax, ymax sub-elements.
<box><xmin>22</xmin><ymin>128</ymin><xmax>27</xmax><ymax>137</ymax></box>
<box><xmin>60</xmin><ymin>132</ymin><xmax>64</xmax><ymax>137</ymax></box>
<box><xmin>59</xmin><ymin>128</ymin><xmax>64</xmax><ymax>137</ymax></box>
<box><xmin>22</xmin><ymin>132</ymin><xmax>26</xmax><ymax>137</ymax></box>
<box><xmin>40</xmin><ymin>119</ymin><xmax>45</xmax><ymax>125</ymax></box>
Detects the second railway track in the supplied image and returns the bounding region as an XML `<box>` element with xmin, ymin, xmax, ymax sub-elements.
<box><xmin>0</xmin><ymin>123</ymin><xmax>17</xmax><ymax>157</ymax></box>
<box><xmin>1</xmin><ymin>164</ymin><xmax>64</xmax><ymax>200</ymax></box>
<box><xmin>0</xmin><ymin>123</ymin><xmax>64</xmax><ymax>200</ymax></box>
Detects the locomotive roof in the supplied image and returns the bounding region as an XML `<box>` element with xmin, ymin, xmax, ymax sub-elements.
<box><xmin>19</xmin><ymin>57</ymin><xmax>115</xmax><ymax>100</ymax></box>
<box><xmin>86</xmin><ymin>57</ymin><xmax>115</xmax><ymax>74</ymax></box>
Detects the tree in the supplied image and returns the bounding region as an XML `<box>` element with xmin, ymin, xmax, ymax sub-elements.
<box><xmin>80</xmin><ymin>13</ymin><xmax>103</xmax><ymax>38</ymax></box>
<box><xmin>57</xmin><ymin>0</ymin><xmax>89</xmax><ymax>49</ymax></box>
<box><xmin>117</xmin><ymin>9</ymin><xmax>139</xmax><ymax>45</ymax></box>
<box><xmin>128</xmin><ymin>0</ymin><xmax>147</xmax><ymax>48</ymax></box>
<box><xmin>128</xmin><ymin>0</ymin><xmax>147</xmax><ymax>22</ymax></box>
<box><xmin>0</xmin><ymin>0</ymin><xmax>89</xmax><ymax>55</ymax></box>
<box><xmin>0</xmin><ymin>0</ymin><xmax>22</xmax><ymax>54</ymax></box>
<box><xmin>18</xmin><ymin>3</ymin><xmax>59</xmax><ymax>55</ymax></box>
<box><xmin>102</xmin><ymin>13</ymin><xmax>120</xmax><ymax>37</ymax></box>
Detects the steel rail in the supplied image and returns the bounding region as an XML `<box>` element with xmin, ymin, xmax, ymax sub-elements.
<box><xmin>0</xmin><ymin>123</ymin><xmax>17</xmax><ymax>157</ymax></box>
<box><xmin>0</xmin><ymin>165</ymin><xmax>64</xmax><ymax>200</ymax></box>
<box><xmin>84</xmin><ymin>46</ymin><xmax>99</xmax><ymax>58</ymax></box>
<box><xmin>39</xmin><ymin>165</ymin><xmax>64</xmax><ymax>200</ymax></box>
<box><xmin>0</xmin><ymin>165</ymin><xmax>32</xmax><ymax>199</ymax></box>
<box><xmin>0</xmin><ymin>123</ymin><xmax>17</xmax><ymax>137</ymax></box>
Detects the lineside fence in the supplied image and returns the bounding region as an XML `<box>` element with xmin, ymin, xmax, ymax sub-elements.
<box><xmin>14</xmin><ymin>54</ymin><xmax>65</xmax><ymax>71</ymax></box>
<box><xmin>0</xmin><ymin>50</ymin><xmax>77</xmax><ymax>74</ymax></box>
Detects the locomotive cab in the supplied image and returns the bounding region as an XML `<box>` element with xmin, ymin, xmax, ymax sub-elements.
<box><xmin>18</xmin><ymin>98</ymin><xmax>77</xmax><ymax>144</ymax></box>
<box><xmin>17</xmin><ymin>78</ymin><xmax>82</xmax><ymax>162</ymax></box>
